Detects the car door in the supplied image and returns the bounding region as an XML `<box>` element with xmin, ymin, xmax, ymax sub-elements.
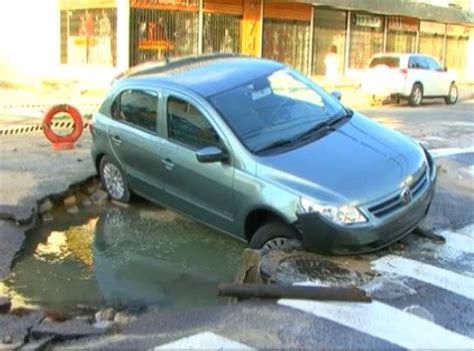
<box><xmin>414</xmin><ymin>56</ymin><xmax>436</xmax><ymax>96</ymax></box>
<box><xmin>425</xmin><ymin>56</ymin><xmax>450</xmax><ymax>96</ymax></box>
<box><xmin>107</xmin><ymin>88</ymin><xmax>169</xmax><ymax>200</ymax></box>
<box><xmin>158</xmin><ymin>93</ymin><xmax>235</xmax><ymax>233</ymax></box>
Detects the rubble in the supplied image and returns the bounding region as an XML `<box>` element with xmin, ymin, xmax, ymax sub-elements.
<box><xmin>63</xmin><ymin>195</ymin><xmax>77</xmax><ymax>208</ymax></box>
<box><xmin>31</xmin><ymin>320</ymin><xmax>106</xmax><ymax>340</ymax></box>
<box><xmin>65</xmin><ymin>206</ymin><xmax>79</xmax><ymax>215</ymax></box>
<box><xmin>90</xmin><ymin>190</ymin><xmax>108</xmax><ymax>205</ymax></box>
<box><xmin>0</xmin><ymin>297</ymin><xmax>11</xmax><ymax>314</ymax></box>
<box><xmin>38</xmin><ymin>200</ymin><xmax>53</xmax><ymax>215</ymax></box>
<box><xmin>113</xmin><ymin>312</ymin><xmax>137</xmax><ymax>326</ymax></box>
<box><xmin>95</xmin><ymin>308</ymin><xmax>115</xmax><ymax>322</ymax></box>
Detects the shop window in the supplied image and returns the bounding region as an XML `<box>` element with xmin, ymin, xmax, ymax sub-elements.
<box><xmin>348</xmin><ymin>13</ymin><xmax>384</xmax><ymax>69</ymax></box>
<box><xmin>386</xmin><ymin>17</ymin><xmax>418</xmax><ymax>53</ymax></box>
<box><xmin>203</xmin><ymin>13</ymin><xmax>242</xmax><ymax>54</ymax></box>
<box><xmin>311</xmin><ymin>9</ymin><xmax>346</xmax><ymax>77</ymax></box>
<box><xmin>262</xmin><ymin>19</ymin><xmax>310</xmax><ymax>74</ymax></box>
<box><xmin>130</xmin><ymin>8</ymin><xmax>198</xmax><ymax>65</ymax></box>
<box><xmin>419</xmin><ymin>33</ymin><xmax>444</xmax><ymax>63</ymax></box>
<box><xmin>60</xmin><ymin>8</ymin><xmax>117</xmax><ymax>66</ymax></box>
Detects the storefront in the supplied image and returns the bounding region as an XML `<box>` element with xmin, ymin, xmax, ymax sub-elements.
<box><xmin>262</xmin><ymin>2</ymin><xmax>311</xmax><ymax>73</ymax></box>
<box><xmin>59</xmin><ymin>0</ymin><xmax>117</xmax><ymax>66</ymax></box>
<box><xmin>53</xmin><ymin>0</ymin><xmax>474</xmax><ymax>83</ymax></box>
<box><xmin>348</xmin><ymin>13</ymin><xmax>384</xmax><ymax>69</ymax></box>
<box><xmin>419</xmin><ymin>21</ymin><xmax>446</xmax><ymax>63</ymax></box>
<box><xmin>445</xmin><ymin>24</ymin><xmax>470</xmax><ymax>74</ymax></box>
<box><xmin>129</xmin><ymin>0</ymin><xmax>199</xmax><ymax>66</ymax></box>
<box><xmin>386</xmin><ymin>16</ymin><xmax>418</xmax><ymax>53</ymax></box>
<box><xmin>311</xmin><ymin>8</ymin><xmax>346</xmax><ymax>77</ymax></box>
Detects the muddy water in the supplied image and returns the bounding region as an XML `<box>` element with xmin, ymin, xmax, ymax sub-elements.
<box><xmin>3</xmin><ymin>202</ymin><xmax>246</xmax><ymax>313</ymax></box>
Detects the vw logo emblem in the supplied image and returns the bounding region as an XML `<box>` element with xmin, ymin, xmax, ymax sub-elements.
<box><xmin>400</xmin><ymin>187</ymin><xmax>412</xmax><ymax>205</ymax></box>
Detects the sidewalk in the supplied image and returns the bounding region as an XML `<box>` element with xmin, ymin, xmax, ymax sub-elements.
<box><xmin>0</xmin><ymin>76</ymin><xmax>473</xmax><ymax>130</ymax></box>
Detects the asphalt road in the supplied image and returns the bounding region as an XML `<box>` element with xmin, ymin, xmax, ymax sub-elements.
<box><xmin>53</xmin><ymin>100</ymin><xmax>474</xmax><ymax>350</ymax></box>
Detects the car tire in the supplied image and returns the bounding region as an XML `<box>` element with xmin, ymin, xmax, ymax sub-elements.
<box><xmin>444</xmin><ymin>83</ymin><xmax>458</xmax><ymax>105</ymax></box>
<box><xmin>408</xmin><ymin>83</ymin><xmax>423</xmax><ymax>107</ymax></box>
<box><xmin>99</xmin><ymin>155</ymin><xmax>131</xmax><ymax>203</ymax></box>
<box><xmin>250</xmin><ymin>221</ymin><xmax>301</xmax><ymax>252</ymax></box>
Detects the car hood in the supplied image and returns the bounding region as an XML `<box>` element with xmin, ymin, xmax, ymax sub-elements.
<box><xmin>256</xmin><ymin>113</ymin><xmax>426</xmax><ymax>204</ymax></box>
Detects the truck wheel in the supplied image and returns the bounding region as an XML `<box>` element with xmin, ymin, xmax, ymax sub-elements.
<box><xmin>408</xmin><ymin>83</ymin><xmax>423</xmax><ymax>107</ymax></box>
<box><xmin>250</xmin><ymin>221</ymin><xmax>301</xmax><ymax>252</ymax></box>
<box><xmin>100</xmin><ymin>155</ymin><xmax>131</xmax><ymax>203</ymax></box>
<box><xmin>444</xmin><ymin>83</ymin><xmax>458</xmax><ymax>105</ymax></box>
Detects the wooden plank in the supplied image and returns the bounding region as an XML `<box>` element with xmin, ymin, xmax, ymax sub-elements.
<box><xmin>59</xmin><ymin>0</ymin><xmax>116</xmax><ymax>10</ymax></box>
<box><xmin>264</xmin><ymin>2</ymin><xmax>311</xmax><ymax>22</ymax></box>
<box><xmin>204</xmin><ymin>0</ymin><xmax>244</xmax><ymax>15</ymax></box>
<box><xmin>241</xmin><ymin>0</ymin><xmax>262</xmax><ymax>56</ymax></box>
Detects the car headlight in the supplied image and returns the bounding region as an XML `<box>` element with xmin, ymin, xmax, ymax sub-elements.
<box><xmin>299</xmin><ymin>197</ymin><xmax>367</xmax><ymax>225</ymax></box>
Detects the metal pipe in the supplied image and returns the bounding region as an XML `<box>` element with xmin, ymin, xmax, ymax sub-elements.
<box><xmin>198</xmin><ymin>0</ymin><xmax>203</xmax><ymax>54</ymax></box>
<box><xmin>218</xmin><ymin>283</ymin><xmax>372</xmax><ymax>302</ymax></box>
<box><xmin>308</xmin><ymin>6</ymin><xmax>315</xmax><ymax>75</ymax></box>
<box><xmin>344</xmin><ymin>11</ymin><xmax>351</xmax><ymax>75</ymax></box>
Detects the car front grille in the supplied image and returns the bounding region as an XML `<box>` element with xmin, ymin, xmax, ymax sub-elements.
<box><xmin>368</xmin><ymin>164</ymin><xmax>428</xmax><ymax>218</ymax></box>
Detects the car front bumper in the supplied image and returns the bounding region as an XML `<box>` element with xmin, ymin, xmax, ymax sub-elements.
<box><xmin>297</xmin><ymin>173</ymin><xmax>436</xmax><ymax>255</ymax></box>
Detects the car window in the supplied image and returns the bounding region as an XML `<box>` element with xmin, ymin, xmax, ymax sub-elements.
<box><xmin>409</xmin><ymin>56</ymin><xmax>429</xmax><ymax>70</ymax></box>
<box><xmin>425</xmin><ymin>57</ymin><xmax>442</xmax><ymax>71</ymax></box>
<box><xmin>167</xmin><ymin>97</ymin><xmax>220</xmax><ymax>150</ymax></box>
<box><xmin>369</xmin><ymin>56</ymin><xmax>400</xmax><ymax>68</ymax></box>
<box><xmin>112</xmin><ymin>89</ymin><xmax>158</xmax><ymax>133</ymax></box>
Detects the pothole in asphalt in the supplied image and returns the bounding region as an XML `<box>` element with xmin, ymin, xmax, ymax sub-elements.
<box><xmin>2</xmin><ymin>200</ymin><xmax>247</xmax><ymax>315</ymax></box>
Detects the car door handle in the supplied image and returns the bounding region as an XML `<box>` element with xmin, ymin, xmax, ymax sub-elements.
<box><xmin>111</xmin><ymin>135</ymin><xmax>122</xmax><ymax>146</ymax></box>
<box><xmin>161</xmin><ymin>158</ymin><xmax>174</xmax><ymax>171</ymax></box>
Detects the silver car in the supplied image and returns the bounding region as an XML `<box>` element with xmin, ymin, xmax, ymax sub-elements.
<box><xmin>90</xmin><ymin>55</ymin><xmax>437</xmax><ymax>254</ymax></box>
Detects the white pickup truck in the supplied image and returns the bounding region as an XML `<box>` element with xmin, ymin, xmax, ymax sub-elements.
<box><xmin>361</xmin><ymin>53</ymin><xmax>458</xmax><ymax>106</ymax></box>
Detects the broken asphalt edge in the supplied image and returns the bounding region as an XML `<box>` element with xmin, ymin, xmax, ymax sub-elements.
<box><xmin>0</xmin><ymin>174</ymin><xmax>98</xmax><ymax>281</ymax></box>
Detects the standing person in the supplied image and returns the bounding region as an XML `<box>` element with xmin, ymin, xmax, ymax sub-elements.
<box><xmin>324</xmin><ymin>45</ymin><xmax>339</xmax><ymax>86</ymax></box>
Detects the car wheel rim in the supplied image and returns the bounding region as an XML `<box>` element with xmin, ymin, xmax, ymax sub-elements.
<box><xmin>103</xmin><ymin>163</ymin><xmax>125</xmax><ymax>200</ymax></box>
<box><xmin>262</xmin><ymin>237</ymin><xmax>292</xmax><ymax>251</ymax></box>
<box><xmin>414</xmin><ymin>88</ymin><xmax>422</xmax><ymax>104</ymax></box>
<box><xmin>449</xmin><ymin>86</ymin><xmax>457</xmax><ymax>102</ymax></box>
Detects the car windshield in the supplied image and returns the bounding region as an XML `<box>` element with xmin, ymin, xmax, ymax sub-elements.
<box><xmin>209</xmin><ymin>69</ymin><xmax>347</xmax><ymax>153</ymax></box>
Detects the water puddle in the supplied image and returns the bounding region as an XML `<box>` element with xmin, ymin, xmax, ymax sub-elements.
<box><xmin>3</xmin><ymin>202</ymin><xmax>246</xmax><ymax>314</ymax></box>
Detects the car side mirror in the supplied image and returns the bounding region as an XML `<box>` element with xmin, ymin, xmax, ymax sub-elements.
<box><xmin>196</xmin><ymin>146</ymin><xmax>227</xmax><ymax>163</ymax></box>
<box><xmin>331</xmin><ymin>91</ymin><xmax>342</xmax><ymax>101</ymax></box>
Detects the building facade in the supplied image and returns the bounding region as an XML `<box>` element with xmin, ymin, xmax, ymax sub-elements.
<box><xmin>1</xmin><ymin>0</ymin><xmax>473</xmax><ymax>81</ymax></box>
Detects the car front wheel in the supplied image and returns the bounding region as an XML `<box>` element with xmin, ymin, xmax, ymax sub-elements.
<box><xmin>250</xmin><ymin>221</ymin><xmax>301</xmax><ymax>252</ymax></box>
<box><xmin>408</xmin><ymin>83</ymin><xmax>423</xmax><ymax>107</ymax></box>
<box><xmin>99</xmin><ymin>155</ymin><xmax>131</xmax><ymax>203</ymax></box>
<box><xmin>444</xmin><ymin>83</ymin><xmax>458</xmax><ymax>105</ymax></box>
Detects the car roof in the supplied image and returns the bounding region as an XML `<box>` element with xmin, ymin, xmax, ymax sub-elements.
<box><xmin>118</xmin><ymin>55</ymin><xmax>285</xmax><ymax>98</ymax></box>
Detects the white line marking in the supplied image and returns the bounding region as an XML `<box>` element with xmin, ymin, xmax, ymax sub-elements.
<box><xmin>279</xmin><ymin>298</ymin><xmax>474</xmax><ymax>349</ymax></box>
<box><xmin>372</xmin><ymin>255</ymin><xmax>474</xmax><ymax>300</ymax></box>
<box><xmin>439</xmin><ymin>229</ymin><xmax>474</xmax><ymax>254</ymax></box>
<box><xmin>429</xmin><ymin>146</ymin><xmax>474</xmax><ymax>158</ymax></box>
<box><xmin>154</xmin><ymin>331</ymin><xmax>255</xmax><ymax>350</ymax></box>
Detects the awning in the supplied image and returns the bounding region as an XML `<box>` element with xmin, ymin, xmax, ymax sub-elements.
<box><xmin>266</xmin><ymin>0</ymin><xmax>474</xmax><ymax>26</ymax></box>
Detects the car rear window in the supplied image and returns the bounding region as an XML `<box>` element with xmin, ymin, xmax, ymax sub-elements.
<box><xmin>368</xmin><ymin>57</ymin><xmax>400</xmax><ymax>68</ymax></box>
